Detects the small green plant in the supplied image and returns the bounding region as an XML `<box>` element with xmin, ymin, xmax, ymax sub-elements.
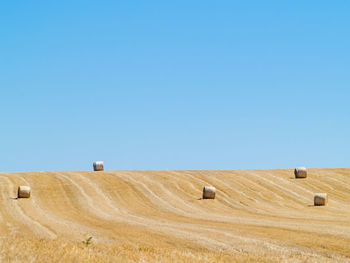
<box><xmin>82</xmin><ymin>236</ymin><xmax>93</xmax><ymax>247</ymax></box>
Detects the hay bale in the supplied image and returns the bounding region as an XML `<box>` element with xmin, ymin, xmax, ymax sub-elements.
<box><xmin>93</xmin><ymin>161</ymin><xmax>104</xmax><ymax>171</ymax></box>
<box><xmin>314</xmin><ymin>193</ymin><xmax>328</xmax><ymax>206</ymax></box>
<box><xmin>18</xmin><ymin>186</ymin><xmax>31</xmax><ymax>198</ymax></box>
<box><xmin>202</xmin><ymin>186</ymin><xmax>216</xmax><ymax>199</ymax></box>
<box><xmin>294</xmin><ymin>167</ymin><xmax>307</xmax><ymax>178</ymax></box>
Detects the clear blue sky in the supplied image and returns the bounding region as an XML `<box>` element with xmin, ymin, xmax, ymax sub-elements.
<box><xmin>1</xmin><ymin>1</ymin><xmax>349</xmax><ymax>172</ymax></box>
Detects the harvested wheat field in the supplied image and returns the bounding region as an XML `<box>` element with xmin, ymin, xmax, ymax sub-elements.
<box><xmin>0</xmin><ymin>169</ymin><xmax>350</xmax><ymax>262</ymax></box>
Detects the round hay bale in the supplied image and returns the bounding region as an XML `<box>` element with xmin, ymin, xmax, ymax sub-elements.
<box><xmin>18</xmin><ymin>186</ymin><xmax>31</xmax><ymax>198</ymax></box>
<box><xmin>314</xmin><ymin>193</ymin><xmax>328</xmax><ymax>206</ymax></box>
<box><xmin>93</xmin><ymin>161</ymin><xmax>104</xmax><ymax>171</ymax></box>
<box><xmin>294</xmin><ymin>167</ymin><xmax>307</xmax><ymax>178</ymax></box>
<box><xmin>202</xmin><ymin>186</ymin><xmax>216</xmax><ymax>199</ymax></box>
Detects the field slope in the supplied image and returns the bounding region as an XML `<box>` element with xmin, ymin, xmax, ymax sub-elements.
<box><xmin>0</xmin><ymin>169</ymin><xmax>350</xmax><ymax>262</ymax></box>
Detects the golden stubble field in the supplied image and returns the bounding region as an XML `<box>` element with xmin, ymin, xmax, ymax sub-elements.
<box><xmin>0</xmin><ymin>168</ymin><xmax>349</xmax><ymax>262</ymax></box>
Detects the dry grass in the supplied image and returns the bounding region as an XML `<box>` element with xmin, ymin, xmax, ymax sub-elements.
<box><xmin>0</xmin><ymin>236</ymin><xmax>339</xmax><ymax>263</ymax></box>
<box><xmin>0</xmin><ymin>169</ymin><xmax>349</xmax><ymax>262</ymax></box>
